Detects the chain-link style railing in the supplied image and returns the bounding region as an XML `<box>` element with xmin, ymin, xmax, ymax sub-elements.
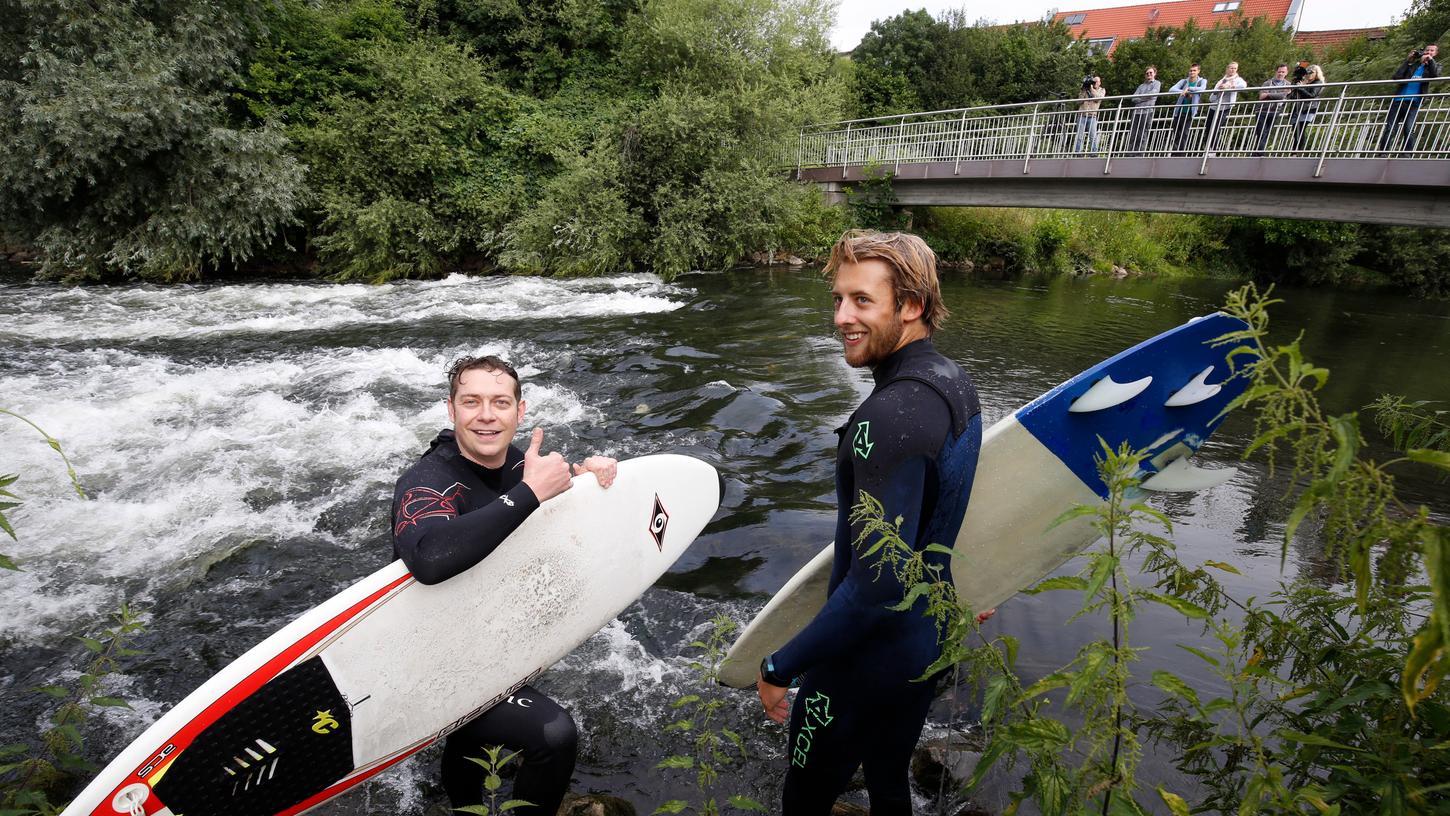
<box><xmin>798</xmin><ymin>75</ymin><xmax>1450</xmax><ymax>179</ymax></box>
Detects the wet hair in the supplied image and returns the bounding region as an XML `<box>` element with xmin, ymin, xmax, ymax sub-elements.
<box><xmin>447</xmin><ymin>355</ymin><xmax>521</xmax><ymax>400</ymax></box>
<box><xmin>824</xmin><ymin>229</ymin><xmax>949</xmax><ymax>332</ymax></box>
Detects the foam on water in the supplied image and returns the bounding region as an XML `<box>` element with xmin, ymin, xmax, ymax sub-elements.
<box><xmin>0</xmin><ymin>275</ymin><xmax>662</xmax><ymax>641</ymax></box>
<box><xmin>0</xmin><ymin>274</ymin><xmax>689</xmax><ymax>342</ymax></box>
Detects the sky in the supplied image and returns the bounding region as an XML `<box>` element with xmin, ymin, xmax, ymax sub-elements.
<box><xmin>830</xmin><ymin>0</ymin><xmax>1415</xmax><ymax>51</ymax></box>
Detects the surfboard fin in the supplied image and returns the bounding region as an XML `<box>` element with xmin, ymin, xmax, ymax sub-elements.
<box><xmin>1068</xmin><ymin>374</ymin><xmax>1153</xmax><ymax>413</ymax></box>
<box><xmin>1141</xmin><ymin>456</ymin><xmax>1237</xmax><ymax>491</ymax></box>
<box><xmin>1165</xmin><ymin>366</ymin><xmax>1221</xmax><ymax>407</ymax></box>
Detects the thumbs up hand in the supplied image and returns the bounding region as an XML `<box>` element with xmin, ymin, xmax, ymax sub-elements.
<box><xmin>522</xmin><ymin>427</ymin><xmax>572</xmax><ymax>503</ymax></box>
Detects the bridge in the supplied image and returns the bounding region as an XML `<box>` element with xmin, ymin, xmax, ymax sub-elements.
<box><xmin>796</xmin><ymin>76</ymin><xmax>1450</xmax><ymax>228</ymax></box>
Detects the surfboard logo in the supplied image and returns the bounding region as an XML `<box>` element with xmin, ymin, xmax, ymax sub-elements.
<box><xmin>649</xmin><ymin>494</ymin><xmax>670</xmax><ymax>551</ymax></box>
<box><xmin>311</xmin><ymin>710</ymin><xmax>340</xmax><ymax>734</ymax></box>
<box><xmin>852</xmin><ymin>421</ymin><xmax>874</xmax><ymax>460</ymax></box>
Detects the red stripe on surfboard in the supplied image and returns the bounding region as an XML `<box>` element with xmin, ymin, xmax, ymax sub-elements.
<box><xmin>276</xmin><ymin>743</ymin><xmax>427</xmax><ymax>816</ymax></box>
<box><xmin>96</xmin><ymin>572</ymin><xmax>414</xmax><ymax>816</ymax></box>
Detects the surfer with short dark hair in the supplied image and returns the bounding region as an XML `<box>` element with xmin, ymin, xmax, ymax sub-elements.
<box><xmin>756</xmin><ymin>230</ymin><xmax>987</xmax><ymax>815</ymax></box>
<box><xmin>390</xmin><ymin>355</ymin><xmax>617</xmax><ymax>815</ymax></box>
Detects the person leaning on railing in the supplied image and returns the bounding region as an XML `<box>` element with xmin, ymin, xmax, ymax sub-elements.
<box><xmin>1127</xmin><ymin>66</ymin><xmax>1160</xmax><ymax>155</ymax></box>
<box><xmin>1169</xmin><ymin>64</ymin><xmax>1207</xmax><ymax>155</ymax></box>
<box><xmin>1253</xmin><ymin>64</ymin><xmax>1293</xmax><ymax>156</ymax></box>
<box><xmin>1379</xmin><ymin>45</ymin><xmax>1439</xmax><ymax>153</ymax></box>
<box><xmin>1204</xmin><ymin>61</ymin><xmax>1247</xmax><ymax>154</ymax></box>
<box><xmin>1289</xmin><ymin>64</ymin><xmax>1326</xmax><ymax>151</ymax></box>
<box><xmin>1075</xmin><ymin>75</ymin><xmax>1106</xmax><ymax>155</ymax></box>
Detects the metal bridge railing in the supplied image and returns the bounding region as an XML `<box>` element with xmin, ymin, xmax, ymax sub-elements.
<box><xmin>799</xmin><ymin>75</ymin><xmax>1450</xmax><ymax>179</ymax></box>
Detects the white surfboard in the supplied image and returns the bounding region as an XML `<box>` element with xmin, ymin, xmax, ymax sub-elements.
<box><xmin>64</xmin><ymin>454</ymin><xmax>721</xmax><ymax>816</ymax></box>
<box><xmin>717</xmin><ymin>313</ymin><xmax>1251</xmax><ymax>688</ymax></box>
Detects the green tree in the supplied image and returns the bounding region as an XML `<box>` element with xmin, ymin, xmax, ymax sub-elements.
<box><xmin>0</xmin><ymin>0</ymin><xmax>306</xmax><ymax>281</ymax></box>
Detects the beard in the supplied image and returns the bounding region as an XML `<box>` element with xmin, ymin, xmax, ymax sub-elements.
<box><xmin>844</xmin><ymin>311</ymin><xmax>905</xmax><ymax>368</ymax></box>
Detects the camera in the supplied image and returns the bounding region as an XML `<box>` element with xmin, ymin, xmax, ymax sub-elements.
<box><xmin>1082</xmin><ymin>76</ymin><xmax>1096</xmax><ymax>91</ymax></box>
<box><xmin>1292</xmin><ymin>64</ymin><xmax>1308</xmax><ymax>81</ymax></box>
<box><xmin>1412</xmin><ymin>49</ymin><xmax>1424</xmax><ymax>61</ymax></box>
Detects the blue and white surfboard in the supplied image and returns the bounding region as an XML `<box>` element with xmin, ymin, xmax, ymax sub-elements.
<box><xmin>718</xmin><ymin>313</ymin><xmax>1252</xmax><ymax>687</ymax></box>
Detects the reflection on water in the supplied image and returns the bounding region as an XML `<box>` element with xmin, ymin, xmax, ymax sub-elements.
<box><xmin>1</xmin><ymin>268</ymin><xmax>1447</xmax><ymax>813</ymax></box>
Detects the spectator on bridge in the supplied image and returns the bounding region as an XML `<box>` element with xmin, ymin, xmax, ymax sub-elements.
<box><xmin>1169</xmin><ymin>64</ymin><xmax>1207</xmax><ymax>155</ymax></box>
<box><xmin>1127</xmin><ymin>66</ymin><xmax>1161</xmax><ymax>155</ymax></box>
<box><xmin>1379</xmin><ymin>45</ymin><xmax>1440</xmax><ymax>153</ymax></box>
<box><xmin>1289</xmin><ymin>64</ymin><xmax>1326</xmax><ymax>151</ymax></box>
<box><xmin>1252</xmin><ymin>64</ymin><xmax>1293</xmax><ymax>156</ymax></box>
<box><xmin>1204</xmin><ymin>62</ymin><xmax>1247</xmax><ymax>154</ymax></box>
<box><xmin>1075</xmin><ymin>75</ymin><xmax>1106</xmax><ymax>154</ymax></box>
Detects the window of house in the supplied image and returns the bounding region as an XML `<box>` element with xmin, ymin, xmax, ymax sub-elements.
<box><xmin>1064</xmin><ymin>13</ymin><xmax>1087</xmax><ymax>24</ymax></box>
<box><xmin>1211</xmin><ymin>1</ymin><xmax>1240</xmax><ymax>11</ymax></box>
<box><xmin>1086</xmin><ymin>37</ymin><xmax>1115</xmax><ymax>53</ymax></box>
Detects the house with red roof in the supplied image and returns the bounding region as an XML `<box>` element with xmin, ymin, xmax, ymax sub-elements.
<box><xmin>1051</xmin><ymin>0</ymin><xmax>1305</xmax><ymax>55</ymax></box>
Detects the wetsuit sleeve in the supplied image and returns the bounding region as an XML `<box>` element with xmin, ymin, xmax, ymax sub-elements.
<box><xmin>392</xmin><ymin>471</ymin><xmax>540</xmax><ymax>586</ymax></box>
<box><xmin>769</xmin><ymin>382</ymin><xmax>950</xmax><ymax>680</ymax></box>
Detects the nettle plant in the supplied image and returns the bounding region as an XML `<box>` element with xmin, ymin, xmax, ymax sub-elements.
<box><xmin>854</xmin><ymin>283</ymin><xmax>1450</xmax><ymax>815</ymax></box>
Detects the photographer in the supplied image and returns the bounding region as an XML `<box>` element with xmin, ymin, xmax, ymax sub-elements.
<box><xmin>1379</xmin><ymin>44</ymin><xmax>1439</xmax><ymax>152</ymax></box>
<box><xmin>1289</xmin><ymin>64</ymin><xmax>1325</xmax><ymax>151</ymax></box>
<box><xmin>1074</xmin><ymin>75</ymin><xmax>1106</xmax><ymax>154</ymax></box>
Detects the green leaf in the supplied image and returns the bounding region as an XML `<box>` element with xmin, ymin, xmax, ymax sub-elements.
<box><xmin>965</xmin><ymin>738</ymin><xmax>1011</xmax><ymax>792</ymax></box>
<box><xmin>1327</xmin><ymin>413</ymin><xmax>1360</xmax><ymax>480</ymax></box>
<box><xmin>1157</xmin><ymin>787</ymin><xmax>1191</xmax><ymax>816</ymax></box>
<box><xmin>497</xmin><ymin>800</ymin><xmax>534</xmax><ymax>812</ymax></box>
<box><xmin>89</xmin><ymin>696</ymin><xmax>132</xmax><ymax>708</ymax></box>
<box><xmin>923</xmin><ymin>543</ymin><xmax>957</xmax><ymax>556</ymax></box>
<box><xmin>1084</xmin><ymin>554</ymin><xmax>1117</xmax><ymax>606</ymax></box>
<box><xmin>452</xmin><ymin>806</ymin><xmax>491</xmax><ymax>815</ymax></box>
<box><xmin>981</xmin><ymin>674</ymin><xmax>1011</xmax><ymax>724</ymax></box>
<box><xmin>672</xmin><ymin>695</ymin><xmax>701</xmax><ymax>708</ymax></box>
<box><xmin>657</xmin><ymin>755</ymin><xmax>694</xmax><ymax>769</ymax></box>
<box><xmin>1023</xmin><ymin>576</ymin><xmax>1087</xmax><ymax>595</ymax></box>
<box><xmin>1203</xmin><ymin>559</ymin><xmax>1241</xmax><ymax>575</ymax></box>
<box><xmin>1408</xmin><ymin>448</ymin><xmax>1450</xmax><ymax>472</ymax></box>
<box><xmin>652</xmin><ymin>801</ymin><xmax>690</xmax><ymax>814</ymax></box>
<box><xmin>77</xmin><ymin>636</ymin><xmax>104</xmax><ymax>653</ymax></box>
<box><xmin>1404</xmin><ymin>621</ymin><xmax>1448</xmax><ymax>713</ymax></box>
<box><xmin>1151</xmin><ymin>670</ymin><xmax>1202</xmax><ymax>709</ymax></box>
<box><xmin>1139</xmin><ymin>591</ymin><xmax>1208</xmax><ymax>620</ymax></box>
<box><xmin>887</xmin><ymin>582</ymin><xmax>930</xmax><ymax>612</ymax></box>
<box><xmin>1047</xmin><ymin>504</ymin><xmax>1099</xmax><ymax>531</ymax></box>
<box><xmin>0</xmin><ymin>553</ymin><xmax>17</xmax><ymax>570</ymax></box>
<box><xmin>1177</xmin><ymin>644</ymin><xmax>1220</xmax><ymax>667</ymax></box>
<box><xmin>1277</xmin><ymin>730</ymin><xmax>1362</xmax><ymax>751</ymax></box>
<box><xmin>33</xmin><ymin>685</ymin><xmax>68</xmax><ymax>699</ymax></box>
<box><xmin>727</xmin><ymin>795</ymin><xmax>767</xmax><ymax>811</ymax></box>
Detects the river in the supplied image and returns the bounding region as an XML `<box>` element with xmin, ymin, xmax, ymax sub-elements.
<box><xmin>2</xmin><ymin>268</ymin><xmax>1447</xmax><ymax>813</ymax></box>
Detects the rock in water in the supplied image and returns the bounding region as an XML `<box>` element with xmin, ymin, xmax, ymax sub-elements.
<box><xmin>557</xmin><ymin>793</ymin><xmax>637</xmax><ymax>816</ymax></box>
<box><xmin>911</xmin><ymin>730</ymin><xmax>985</xmax><ymax>794</ymax></box>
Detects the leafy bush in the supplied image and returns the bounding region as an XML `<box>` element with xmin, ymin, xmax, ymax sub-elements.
<box><xmin>0</xmin><ymin>0</ymin><xmax>306</xmax><ymax>280</ymax></box>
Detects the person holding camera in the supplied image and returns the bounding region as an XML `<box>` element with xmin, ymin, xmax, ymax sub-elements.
<box><xmin>1289</xmin><ymin>64</ymin><xmax>1326</xmax><ymax>151</ymax></box>
<box><xmin>1126</xmin><ymin>66</ymin><xmax>1160</xmax><ymax>155</ymax></box>
<box><xmin>1075</xmin><ymin>75</ymin><xmax>1106</xmax><ymax>154</ymax></box>
<box><xmin>1379</xmin><ymin>44</ymin><xmax>1439</xmax><ymax>152</ymax></box>
<box><xmin>1204</xmin><ymin>61</ymin><xmax>1247</xmax><ymax>154</ymax></box>
<box><xmin>1252</xmin><ymin>64</ymin><xmax>1293</xmax><ymax>155</ymax></box>
<box><xmin>1169</xmin><ymin>64</ymin><xmax>1207</xmax><ymax>155</ymax></box>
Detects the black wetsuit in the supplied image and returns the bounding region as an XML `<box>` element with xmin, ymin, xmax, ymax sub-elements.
<box><xmin>390</xmin><ymin>430</ymin><xmax>577</xmax><ymax>816</ymax></box>
<box><xmin>766</xmin><ymin>339</ymin><xmax>982</xmax><ymax>815</ymax></box>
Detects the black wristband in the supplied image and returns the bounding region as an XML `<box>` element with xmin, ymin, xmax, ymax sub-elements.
<box><xmin>760</xmin><ymin>656</ymin><xmax>791</xmax><ymax>687</ymax></box>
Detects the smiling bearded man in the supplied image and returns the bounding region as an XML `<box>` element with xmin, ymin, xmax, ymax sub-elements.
<box><xmin>756</xmin><ymin>231</ymin><xmax>986</xmax><ymax>814</ymax></box>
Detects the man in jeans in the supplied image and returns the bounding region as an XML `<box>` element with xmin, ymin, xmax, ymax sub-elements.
<box><xmin>1126</xmin><ymin>66</ymin><xmax>1161</xmax><ymax>155</ymax></box>
<box><xmin>1169</xmin><ymin>64</ymin><xmax>1207</xmax><ymax>155</ymax></box>
<box><xmin>1253</xmin><ymin>64</ymin><xmax>1293</xmax><ymax>155</ymax></box>
<box><xmin>1380</xmin><ymin>44</ymin><xmax>1440</xmax><ymax>152</ymax></box>
<box><xmin>1204</xmin><ymin>61</ymin><xmax>1247</xmax><ymax>154</ymax></box>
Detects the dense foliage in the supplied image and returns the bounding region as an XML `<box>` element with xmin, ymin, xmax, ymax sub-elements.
<box><xmin>0</xmin><ymin>0</ymin><xmax>845</xmax><ymax>282</ymax></box>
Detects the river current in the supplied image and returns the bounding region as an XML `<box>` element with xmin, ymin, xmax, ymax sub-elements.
<box><xmin>2</xmin><ymin>268</ymin><xmax>1448</xmax><ymax>813</ymax></box>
